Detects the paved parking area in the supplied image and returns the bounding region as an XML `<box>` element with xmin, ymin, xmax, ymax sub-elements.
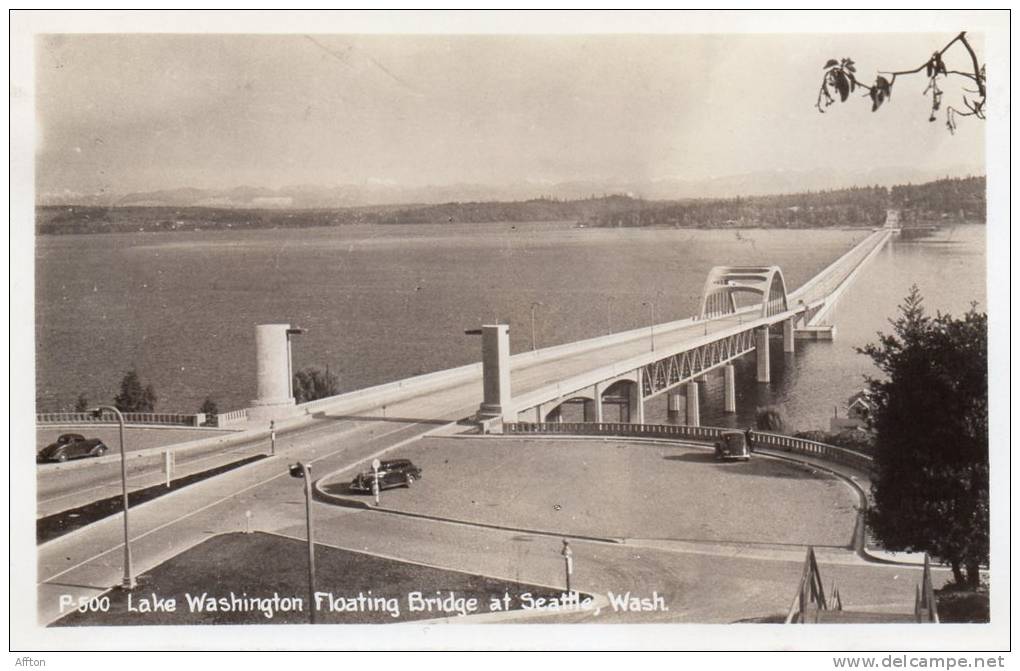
<box><xmin>320</xmin><ymin>436</ymin><xmax>859</xmax><ymax>547</ymax></box>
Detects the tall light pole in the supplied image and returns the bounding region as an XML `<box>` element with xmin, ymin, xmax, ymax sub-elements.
<box><xmin>642</xmin><ymin>301</ymin><xmax>656</xmax><ymax>352</ymax></box>
<box><xmin>285</xmin><ymin>327</ymin><xmax>305</xmax><ymax>401</ymax></box>
<box><xmin>606</xmin><ymin>297</ymin><xmax>614</xmax><ymax>334</ymax></box>
<box><xmin>288</xmin><ymin>462</ymin><xmax>317</xmax><ymax>624</ymax></box>
<box><xmin>92</xmin><ymin>406</ymin><xmax>135</xmax><ymax>590</ymax></box>
<box><xmin>530</xmin><ymin>301</ymin><xmax>544</xmax><ymax>351</ymax></box>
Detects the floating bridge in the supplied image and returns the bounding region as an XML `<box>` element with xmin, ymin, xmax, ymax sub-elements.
<box><xmin>474</xmin><ymin>228</ymin><xmax>894</xmax><ymax>428</ymax></box>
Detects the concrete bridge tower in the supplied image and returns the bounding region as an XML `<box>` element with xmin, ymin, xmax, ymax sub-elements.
<box><xmin>478</xmin><ymin>324</ymin><xmax>513</xmax><ymax>423</ymax></box>
<box><xmin>249</xmin><ymin>323</ymin><xmax>300</xmax><ymax>421</ymax></box>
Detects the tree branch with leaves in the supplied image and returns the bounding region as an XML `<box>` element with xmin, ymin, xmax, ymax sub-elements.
<box><xmin>817</xmin><ymin>31</ymin><xmax>986</xmax><ymax>133</ymax></box>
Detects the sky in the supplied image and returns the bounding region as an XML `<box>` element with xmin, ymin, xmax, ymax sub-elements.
<box><xmin>34</xmin><ymin>31</ymin><xmax>986</xmax><ymax>197</ymax></box>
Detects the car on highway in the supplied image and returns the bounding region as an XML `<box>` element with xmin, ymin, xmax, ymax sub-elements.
<box><xmin>714</xmin><ymin>431</ymin><xmax>751</xmax><ymax>462</ymax></box>
<box><xmin>37</xmin><ymin>433</ymin><xmax>110</xmax><ymax>463</ymax></box>
<box><xmin>349</xmin><ymin>459</ymin><xmax>423</xmax><ymax>493</ymax></box>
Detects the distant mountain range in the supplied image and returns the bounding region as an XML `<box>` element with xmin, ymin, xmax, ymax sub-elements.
<box><xmin>38</xmin><ymin>164</ymin><xmax>984</xmax><ymax>209</ymax></box>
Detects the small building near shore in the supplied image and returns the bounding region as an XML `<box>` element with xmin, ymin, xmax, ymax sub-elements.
<box><xmin>830</xmin><ymin>390</ymin><xmax>875</xmax><ymax>433</ymax></box>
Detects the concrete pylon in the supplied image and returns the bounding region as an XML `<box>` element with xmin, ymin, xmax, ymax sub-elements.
<box><xmin>593</xmin><ymin>382</ymin><xmax>605</xmax><ymax>422</ymax></box>
<box><xmin>756</xmin><ymin>326</ymin><xmax>771</xmax><ymax>383</ymax></box>
<box><xmin>667</xmin><ymin>391</ymin><xmax>684</xmax><ymax>422</ymax></box>
<box><xmin>629</xmin><ymin>370</ymin><xmax>645</xmax><ymax>424</ymax></box>
<box><xmin>723</xmin><ymin>364</ymin><xmax>736</xmax><ymax>413</ymax></box>
<box><xmin>249</xmin><ymin>324</ymin><xmax>297</xmax><ymax>421</ymax></box>
<box><xmin>478</xmin><ymin>324</ymin><xmax>514</xmax><ymax>422</ymax></box>
<box><xmin>685</xmin><ymin>381</ymin><xmax>700</xmax><ymax>426</ymax></box>
<box><xmin>783</xmin><ymin>317</ymin><xmax>796</xmax><ymax>353</ymax></box>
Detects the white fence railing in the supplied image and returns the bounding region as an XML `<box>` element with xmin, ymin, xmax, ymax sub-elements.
<box><xmin>504</xmin><ymin>422</ymin><xmax>874</xmax><ymax>472</ymax></box>
<box><xmin>37</xmin><ymin>412</ymin><xmax>205</xmax><ymax>427</ymax></box>
<box><xmin>214</xmin><ymin>409</ymin><xmax>249</xmax><ymax>427</ymax></box>
<box><xmin>37</xmin><ymin>410</ymin><xmax>251</xmax><ymax>429</ymax></box>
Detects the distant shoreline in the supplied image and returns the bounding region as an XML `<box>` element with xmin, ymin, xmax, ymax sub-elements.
<box><xmin>35</xmin><ymin>176</ymin><xmax>986</xmax><ymax>236</ymax></box>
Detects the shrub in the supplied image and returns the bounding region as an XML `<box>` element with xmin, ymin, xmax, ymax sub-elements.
<box><xmin>293</xmin><ymin>366</ymin><xmax>341</xmax><ymax>404</ymax></box>
<box><xmin>755</xmin><ymin>405</ymin><xmax>786</xmax><ymax>432</ymax></box>
<box><xmin>199</xmin><ymin>397</ymin><xmax>219</xmax><ymax>416</ymax></box>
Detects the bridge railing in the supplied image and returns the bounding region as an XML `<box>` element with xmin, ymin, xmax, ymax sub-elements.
<box><xmin>36</xmin><ymin>412</ymin><xmax>205</xmax><ymax>427</ymax></box>
<box><xmin>504</xmin><ymin>422</ymin><xmax>873</xmax><ymax>472</ymax></box>
<box><xmin>213</xmin><ymin>409</ymin><xmax>249</xmax><ymax>427</ymax></box>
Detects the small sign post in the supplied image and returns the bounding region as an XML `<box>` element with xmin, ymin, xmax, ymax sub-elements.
<box><xmin>561</xmin><ymin>539</ymin><xmax>574</xmax><ymax>594</ymax></box>
<box><xmin>372</xmin><ymin>458</ymin><xmax>381</xmax><ymax>506</ymax></box>
<box><xmin>270</xmin><ymin>420</ymin><xmax>277</xmax><ymax>456</ymax></box>
<box><xmin>163</xmin><ymin>450</ymin><xmax>174</xmax><ymax>488</ymax></box>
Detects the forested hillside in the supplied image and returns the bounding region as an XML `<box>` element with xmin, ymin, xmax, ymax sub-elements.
<box><xmin>36</xmin><ymin>176</ymin><xmax>984</xmax><ymax>235</ymax></box>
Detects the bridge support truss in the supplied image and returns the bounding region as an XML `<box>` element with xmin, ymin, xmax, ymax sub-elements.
<box><xmin>640</xmin><ymin>328</ymin><xmax>756</xmax><ymax>399</ymax></box>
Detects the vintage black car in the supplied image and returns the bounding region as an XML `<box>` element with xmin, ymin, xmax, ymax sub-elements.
<box><xmin>37</xmin><ymin>433</ymin><xmax>110</xmax><ymax>463</ymax></box>
<box><xmin>714</xmin><ymin>431</ymin><xmax>751</xmax><ymax>462</ymax></box>
<box><xmin>349</xmin><ymin>459</ymin><xmax>423</xmax><ymax>493</ymax></box>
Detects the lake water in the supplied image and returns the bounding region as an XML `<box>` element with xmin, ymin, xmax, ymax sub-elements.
<box><xmin>35</xmin><ymin>222</ymin><xmax>985</xmax><ymax>433</ymax></box>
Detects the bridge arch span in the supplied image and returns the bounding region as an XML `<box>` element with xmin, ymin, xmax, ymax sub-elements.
<box><xmin>700</xmin><ymin>265</ymin><xmax>789</xmax><ymax>320</ymax></box>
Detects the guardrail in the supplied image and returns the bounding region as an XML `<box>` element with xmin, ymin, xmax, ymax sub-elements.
<box><xmin>214</xmin><ymin>409</ymin><xmax>248</xmax><ymax>427</ymax></box>
<box><xmin>504</xmin><ymin>422</ymin><xmax>873</xmax><ymax>472</ymax></box>
<box><xmin>36</xmin><ymin>412</ymin><xmax>204</xmax><ymax>427</ymax></box>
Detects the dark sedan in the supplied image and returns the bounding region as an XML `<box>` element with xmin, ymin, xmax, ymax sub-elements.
<box><xmin>349</xmin><ymin>459</ymin><xmax>422</xmax><ymax>493</ymax></box>
<box><xmin>714</xmin><ymin>431</ymin><xmax>751</xmax><ymax>462</ymax></box>
<box><xmin>37</xmin><ymin>433</ymin><xmax>110</xmax><ymax>463</ymax></box>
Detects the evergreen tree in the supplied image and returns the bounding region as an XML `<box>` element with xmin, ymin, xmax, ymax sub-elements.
<box><xmin>114</xmin><ymin>369</ymin><xmax>158</xmax><ymax>413</ymax></box>
<box><xmin>860</xmin><ymin>286</ymin><xmax>988</xmax><ymax>586</ymax></box>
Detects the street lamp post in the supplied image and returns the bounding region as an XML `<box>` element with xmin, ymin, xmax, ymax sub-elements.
<box><xmin>92</xmin><ymin>406</ymin><xmax>135</xmax><ymax>590</ymax></box>
<box><xmin>285</xmin><ymin>327</ymin><xmax>305</xmax><ymax>401</ymax></box>
<box><xmin>530</xmin><ymin>302</ymin><xmax>544</xmax><ymax>351</ymax></box>
<box><xmin>288</xmin><ymin>462</ymin><xmax>317</xmax><ymax>624</ymax></box>
<box><xmin>642</xmin><ymin>301</ymin><xmax>656</xmax><ymax>352</ymax></box>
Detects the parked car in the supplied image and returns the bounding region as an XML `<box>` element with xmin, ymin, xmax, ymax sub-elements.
<box><xmin>37</xmin><ymin>433</ymin><xmax>109</xmax><ymax>463</ymax></box>
<box><xmin>714</xmin><ymin>431</ymin><xmax>751</xmax><ymax>462</ymax></box>
<box><xmin>349</xmin><ymin>459</ymin><xmax>423</xmax><ymax>492</ymax></box>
